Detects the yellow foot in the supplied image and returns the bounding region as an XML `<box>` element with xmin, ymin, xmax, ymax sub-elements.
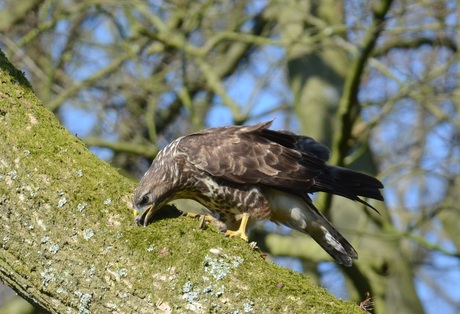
<box><xmin>224</xmin><ymin>213</ymin><xmax>250</xmax><ymax>242</ymax></box>
<box><xmin>225</xmin><ymin>229</ymin><xmax>249</xmax><ymax>242</ymax></box>
<box><xmin>186</xmin><ymin>213</ymin><xmax>200</xmax><ymax>219</ymax></box>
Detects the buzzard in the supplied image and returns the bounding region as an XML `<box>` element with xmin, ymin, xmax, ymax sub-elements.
<box><xmin>133</xmin><ymin>121</ymin><xmax>384</xmax><ymax>266</ymax></box>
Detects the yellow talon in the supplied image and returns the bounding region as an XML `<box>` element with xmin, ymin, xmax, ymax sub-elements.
<box><xmin>225</xmin><ymin>213</ymin><xmax>250</xmax><ymax>242</ymax></box>
<box><xmin>198</xmin><ymin>215</ymin><xmax>207</xmax><ymax>229</ymax></box>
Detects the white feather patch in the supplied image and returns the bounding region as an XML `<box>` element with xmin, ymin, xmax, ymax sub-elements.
<box><xmin>324</xmin><ymin>229</ymin><xmax>346</xmax><ymax>254</ymax></box>
<box><xmin>290</xmin><ymin>207</ymin><xmax>307</xmax><ymax>229</ymax></box>
<box><xmin>265</xmin><ymin>189</ymin><xmax>311</xmax><ymax>230</ymax></box>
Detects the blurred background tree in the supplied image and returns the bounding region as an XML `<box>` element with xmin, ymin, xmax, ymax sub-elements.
<box><xmin>0</xmin><ymin>0</ymin><xmax>458</xmax><ymax>313</ymax></box>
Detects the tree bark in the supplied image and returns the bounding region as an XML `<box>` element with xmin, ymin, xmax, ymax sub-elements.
<box><xmin>0</xmin><ymin>51</ymin><xmax>363</xmax><ymax>313</ymax></box>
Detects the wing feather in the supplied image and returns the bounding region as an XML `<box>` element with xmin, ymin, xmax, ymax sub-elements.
<box><xmin>178</xmin><ymin>121</ymin><xmax>325</xmax><ymax>190</ymax></box>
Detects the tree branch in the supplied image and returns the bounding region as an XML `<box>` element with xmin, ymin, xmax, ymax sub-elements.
<box><xmin>83</xmin><ymin>137</ymin><xmax>159</xmax><ymax>159</ymax></box>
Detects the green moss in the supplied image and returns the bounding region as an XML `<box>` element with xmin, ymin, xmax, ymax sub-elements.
<box><xmin>0</xmin><ymin>50</ymin><xmax>32</xmax><ymax>90</ymax></box>
<box><xmin>119</xmin><ymin>216</ymin><xmax>360</xmax><ymax>313</ymax></box>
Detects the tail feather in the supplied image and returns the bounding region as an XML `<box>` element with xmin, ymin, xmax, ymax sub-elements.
<box><xmin>330</xmin><ymin>166</ymin><xmax>384</xmax><ymax>199</ymax></box>
<box><xmin>284</xmin><ymin>205</ymin><xmax>358</xmax><ymax>266</ymax></box>
<box><xmin>311</xmin><ymin>225</ymin><xmax>358</xmax><ymax>267</ymax></box>
<box><xmin>312</xmin><ymin>166</ymin><xmax>384</xmax><ymax>212</ymax></box>
<box><xmin>267</xmin><ymin>189</ymin><xmax>361</xmax><ymax>266</ymax></box>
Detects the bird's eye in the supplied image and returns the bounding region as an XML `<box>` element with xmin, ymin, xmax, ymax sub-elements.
<box><xmin>139</xmin><ymin>193</ymin><xmax>152</xmax><ymax>206</ymax></box>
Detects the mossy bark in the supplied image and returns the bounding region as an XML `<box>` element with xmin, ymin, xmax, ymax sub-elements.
<box><xmin>0</xmin><ymin>51</ymin><xmax>362</xmax><ymax>313</ymax></box>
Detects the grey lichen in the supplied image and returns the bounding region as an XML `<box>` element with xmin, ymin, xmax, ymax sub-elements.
<box><xmin>2</xmin><ymin>236</ymin><xmax>9</xmax><ymax>248</ymax></box>
<box><xmin>40</xmin><ymin>268</ymin><xmax>56</xmax><ymax>287</ymax></box>
<box><xmin>170</xmin><ymin>252</ymin><xmax>252</xmax><ymax>311</ymax></box>
<box><xmin>214</xmin><ymin>285</ymin><xmax>225</xmax><ymax>297</ymax></box>
<box><xmin>203</xmin><ymin>254</ymin><xmax>244</xmax><ymax>281</ymax></box>
<box><xmin>7</xmin><ymin>169</ymin><xmax>17</xmax><ymax>180</ymax></box>
<box><xmin>117</xmin><ymin>268</ymin><xmax>128</xmax><ymax>278</ymax></box>
<box><xmin>74</xmin><ymin>290</ymin><xmax>92</xmax><ymax>314</ymax></box>
<box><xmin>77</xmin><ymin>203</ymin><xmax>86</xmax><ymax>212</ymax></box>
<box><xmin>49</xmin><ymin>244</ymin><xmax>60</xmax><ymax>254</ymax></box>
<box><xmin>83</xmin><ymin>229</ymin><xmax>94</xmax><ymax>240</ymax></box>
<box><xmin>243</xmin><ymin>301</ymin><xmax>255</xmax><ymax>312</ymax></box>
<box><xmin>106</xmin><ymin>302</ymin><xmax>118</xmax><ymax>310</ymax></box>
<box><xmin>58</xmin><ymin>197</ymin><xmax>67</xmax><ymax>207</ymax></box>
<box><xmin>182</xmin><ymin>281</ymin><xmax>199</xmax><ymax>303</ymax></box>
<box><xmin>202</xmin><ymin>285</ymin><xmax>213</xmax><ymax>294</ymax></box>
<box><xmin>88</xmin><ymin>264</ymin><xmax>96</xmax><ymax>277</ymax></box>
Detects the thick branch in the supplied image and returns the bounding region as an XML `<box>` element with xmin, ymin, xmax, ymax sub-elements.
<box><xmin>83</xmin><ymin>137</ymin><xmax>159</xmax><ymax>159</ymax></box>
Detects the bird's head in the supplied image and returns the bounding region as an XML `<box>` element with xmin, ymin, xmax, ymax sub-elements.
<box><xmin>132</xmin><ymin>148</ymin><xmax>183</xmax><ymax>227</ymax></box>
<box><xmin>133</xmin><ymin>176</ymin><xmax>173</xmax><ymax>226</ymax></box>
<box><xmin>132</xmin><ymin>145</ymin><xmax>186</xmax><ymax>226</ymax></box>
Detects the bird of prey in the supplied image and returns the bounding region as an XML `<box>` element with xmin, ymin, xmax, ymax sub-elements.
<box><xmin>133</xmin><ymin>121</ymin><xmax>384</xmax><ymax>266</ymax></box>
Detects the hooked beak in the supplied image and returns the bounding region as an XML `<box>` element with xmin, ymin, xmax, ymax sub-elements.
<box><xmin>134</xmin><ymin>205</ymin><xmax>154</xmax><ymax>227</ymax></box>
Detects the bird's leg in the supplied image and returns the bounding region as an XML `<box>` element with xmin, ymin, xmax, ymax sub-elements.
<box><xmin>225</xmin><ymin>213</ymin><xmax>250</xmax><ymax>242</ymax></box>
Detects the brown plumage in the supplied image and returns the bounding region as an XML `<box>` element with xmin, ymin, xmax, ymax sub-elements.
<box><xmin>133</xmin><ymin>121</ymin><xmax>384</xmax><ymax>266</ymax></box>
